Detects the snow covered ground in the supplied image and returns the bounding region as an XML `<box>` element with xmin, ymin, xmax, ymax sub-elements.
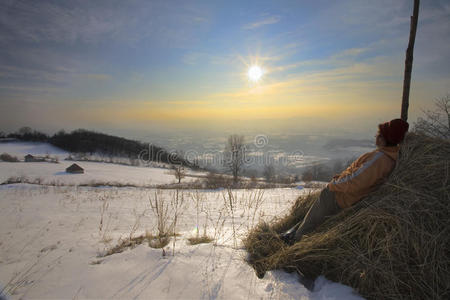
<box><xmin>0</xmin><ymin>160</ymin><xmax>204</xmax><ymax>186</ymax></box>
<box><xmin>0</xmin><ymin>184</ymin><xmax>364</xmax><ymax>299</ymax></box>
<box><xmin>0</xmin><ymin>141</ymin><xmax>364</xmax><ymax>299</ymax></box>
<box><xmin>0</xmin><ymin>142</ymin><xmax>206</xmax><ymax>186</ymax></box>
<box><xmin>0</xmin><ymin>141</ymin><xmax>68</xmax><ymax>160</ymax></box>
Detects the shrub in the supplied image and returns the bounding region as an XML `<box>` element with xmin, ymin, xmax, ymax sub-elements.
<box><xmin>0</xmin><ymin>153</ymin><xmax>19</xmax><ymax>162</ymax></box>
<box><xmin>205</xmin><ymin>172</ymin><xmax>233</xmax><ymax>189</ymax></box>
<box><xmin>187</xmin><ymin>235</ymin><xmax>214</xmax><ymax>245</ymax></box>
<box><xmin>414</xmin><ymin>95</ymin><xmax>450</xmax><ymax>139</ymax></box>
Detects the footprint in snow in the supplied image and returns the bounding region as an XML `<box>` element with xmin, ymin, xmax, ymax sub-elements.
<box><xmin>40</xmin><ymin>244</ymin><xmax>57</xmax><ymax>253</ymax></box>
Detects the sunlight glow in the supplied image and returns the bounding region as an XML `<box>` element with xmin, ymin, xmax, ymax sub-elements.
<box><xmin>248</xmin><ymin>65</ymin><xmax>263</xmax><ymax>82</ymax></box>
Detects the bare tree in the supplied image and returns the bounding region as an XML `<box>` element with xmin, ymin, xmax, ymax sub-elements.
<box><xmin>401</xmin><ymin>0</ymin><xmax>420</xmax><ymax>121</ymax></box>
<box><xmin>263</xmin><ymin>164</ymin><xmax>275</xmax><ymax>182</ymax></box>
<box><xmin>170</xmin><ymin>189</ymin><xmax>185</xmax><ymax>256</ymax></box>
<box><xmin>18</xmin><ymin>126</ymin><xmax>32</xmax><ymax>135</ymax></box>
<box><xmin>224</xmin><ymin>134</ymin><xmax>246</xmax><ymax>184</ymax></box>
<box><xmin>171</xmin><ymin>165</ymin><xmax>186</xmax><ymax>183</ymax></box>
<box><xmin>414</xmin><ymin>95</ymin><xmax>450</xmax><ymax>139</ymax></box>
<box><xmin>149</xmin><ymin>190</ymin><xmax>170</xmax><ymax>239</ymax></box>
<box><xmin>302</xmin><ymin>163</ymin><xmax>331</xmax><ymax>182</ymax></box>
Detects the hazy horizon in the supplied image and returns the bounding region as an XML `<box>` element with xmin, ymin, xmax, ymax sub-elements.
<box><xmin>1</xmin><ymin>124</ymin><xmax>375</xmax><ymax>177</ymax></box>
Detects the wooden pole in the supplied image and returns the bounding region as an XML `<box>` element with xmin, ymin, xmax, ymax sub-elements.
<box><xmin>401</xmin><ymin>0</ymin><xmax>420</xmax><ymax>122</ymax></box>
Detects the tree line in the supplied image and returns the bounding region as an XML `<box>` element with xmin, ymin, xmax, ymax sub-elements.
<box><xmin>3</xmin><ymin>127</ymin><xmax>196</xmax><ymax>168</ymax></box>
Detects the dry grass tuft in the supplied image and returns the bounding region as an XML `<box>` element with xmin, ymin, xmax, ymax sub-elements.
<box><xmin>187</xmin><ymin>235</ymin><xmax>214</xmax><ymax>245</ymax></box>
<box><xmin>100</xmin><ymin>233</ymin><xmax>171</xmax><ymax>257</ymax></box>
<box><xmin>243</xmin><ymin>133</ymin><xmax>450</xmax><ymax>300</ymax></box>
<box><xmin>148</xmin><ymin>235</ymin><xmax>171</xmax><ymax>249</ymax></box>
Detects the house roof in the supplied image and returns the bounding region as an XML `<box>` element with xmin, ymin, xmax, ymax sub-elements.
<box><xmin>66</xmin><ymin>163</ymin><xmax>83</xmax><ymax>171</ymax></box>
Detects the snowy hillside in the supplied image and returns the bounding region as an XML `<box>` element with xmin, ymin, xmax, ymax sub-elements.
<box><xmin>0</xmin><ymin>141</ymin><xmax>364</xmax><ymax>299</ymax></box>
<box><xmin>0</xmin><ymin>141</ymin><xmax>68</xmax><ymax>159</ymax></box>
<box><xmin>0</xmin><ymin>160</ymin><xmax>205</xmax><ymax>186</ymax></box>
<box><xmin>0</xmin><ymin>142</ymin><xmax>205</xmax><ymax>186</ymax></box>
<box><xmin>0</xmin><ymin>185</ymin><xmax>364</xmax><ymax>299</ymax></box>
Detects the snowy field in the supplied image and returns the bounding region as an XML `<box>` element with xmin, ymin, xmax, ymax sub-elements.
<box><xmin>0</xmin><ymin>141</ymin><xmax>68</xmax><ymax>160</ymax></box>
<box><xmin>0</xmin><ymin>160</ymin><xmax>204</xmax><ymax>186</ymax></box>
<box><xmin>0</xmin><ymin>142</ymin><xmax>206</xmax><ymax>186</ymax></box>
<box><xmin>0</xmin><ymin>185</ymin><xmax>364</xmax><ymax>299</ymax></box>
<box><xmin>0</xmin><ymin>141</ymin><xmax>364</xmax><ymax>299</ymax></box>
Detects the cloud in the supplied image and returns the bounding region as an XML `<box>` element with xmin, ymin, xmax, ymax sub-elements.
<box><xmin>182</xmin><ymin>52</ymin><xmax>237</xmax><ymax>65</ymax></box>
<box><xmin>413</xmin><ymin>0</ymin><xmax>450</xmax><ymax>78</ymax></box>
<box><xmin>331</xmin><ymin>47</ymin><xmax>368</xmax><ymax>59</ymax></box>
<box><xmin>0</xmin><ymin>55</ymin><xmax>111</xmax><ymax>86</ymax></box>
<box><xmin>266</xmin><ymin>47</ymin><xmax>370</xmax><ymax>75</ymax></box>
<box><xmin>0</xmin><ymin>0</ymin><xmax>210</xmax><ymax>47</ymax></box>
<box><xmin>182</xmin><ymin>52</ymin><xmax>204</xmax><ymax>65</ymax></box>
<box><xmin>165</xmin><ymin>100</ymin><xmax>212</xmax><ymax>106</ymax></box>
<box><xmin>83</xmin><ymin>74</ymin><xmax>112</xmax><ymax>81</ymax></box>
<box><xmin>0</xmin><ymin>0</ymin><xmax>213</xmax><ymax>100</ymax></box>
<box><xmin>243</xmin><ymin>16</ymin><xmax>281</xmax><ymax>30</ymax></box>
<box><xmin>210</xmin><ymin>51</ymin><xmax>405</xmax><ymax>106</ymax></box>
<box><xmin>0</xmin><ymin>1</ymin><xmax>119</xmax><ymax>44</ymax></box>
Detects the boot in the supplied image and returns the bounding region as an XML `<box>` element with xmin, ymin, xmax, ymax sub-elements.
<box><xmin>246</xmin><ymin>253</ymin><xmax>266</xmax><ymax>279</ymax></box>
<box><xmin>296</xmin><ymin>268</ymin><xmax>315</xmax><ymax>291</ymax></box>
<box><xmin>280</xmin><ymin>230</ymin><xmax>295</xmax><ymax>245</ymax></box>
<box><xmin>279</xmin><ymin>221</ymin><xmax>301</xmax><ymax>245</ymax></box>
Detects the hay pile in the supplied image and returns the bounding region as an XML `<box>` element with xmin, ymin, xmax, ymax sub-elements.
<box><xmin>243</xmin><ymin>133</ymin><xmax>450</xmax><ymax>300</ymax></box>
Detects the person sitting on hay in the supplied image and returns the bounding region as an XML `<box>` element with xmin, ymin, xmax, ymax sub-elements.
<box><xmin>281</xmin><ymin>118</ymin><xmax>410</xmax><ymax>245</ymax></box>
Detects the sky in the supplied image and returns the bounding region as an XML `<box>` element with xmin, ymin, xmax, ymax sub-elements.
<box><xmin>1</xmin><ymin>0</ymin><xmax>449</xmax><ymax>140</ymax></box>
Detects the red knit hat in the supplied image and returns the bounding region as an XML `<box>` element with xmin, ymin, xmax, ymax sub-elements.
<box><xmin>378</xmin><ymin>119</ymin><xmax>409</xmax><ymax>145</ymax></box>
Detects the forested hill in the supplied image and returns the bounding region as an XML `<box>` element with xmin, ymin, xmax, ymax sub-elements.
<box><xmin>5</xmin><ymin>128</ymin><xmax>193</xmax><ymax>167</ymax></box>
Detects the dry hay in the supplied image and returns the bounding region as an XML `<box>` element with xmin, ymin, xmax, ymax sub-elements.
<box><xmin>243</xmin><ymin>133</ymin><xmax>450</xmax><ymax>300</ymax></box>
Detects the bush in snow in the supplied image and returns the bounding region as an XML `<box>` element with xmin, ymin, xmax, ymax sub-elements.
<box><xmin>0</xmin><ymin>153</ymin><xmax>19</xmax><ymax>162</ymax></box>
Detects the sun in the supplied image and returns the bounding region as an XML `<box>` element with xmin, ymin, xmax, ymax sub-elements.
<box><xmin>248</xmin><ymin>65</ymin><xmax>263</xmax><ymax>82</ymax></box>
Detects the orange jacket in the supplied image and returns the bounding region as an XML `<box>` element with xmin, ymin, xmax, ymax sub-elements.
<box><xmin>328</xmin><ymin>146</ymin><xmax>399</xmax><ymax>208</ymax></box>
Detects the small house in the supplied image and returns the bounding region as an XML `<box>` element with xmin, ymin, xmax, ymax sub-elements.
<box><xmin>66</xmin><ymin>163</ymin><xmax>84</xmax><ymax>174</ymax></box>
<box><xmin>24</xmin><ymin>154</ymin><xmax>35</xmax><ymax>162</ymax></box>
<box><xmin>24</xmin><ymin>154</ymin><xmax>46</xmax><ymax>162</ymax></box>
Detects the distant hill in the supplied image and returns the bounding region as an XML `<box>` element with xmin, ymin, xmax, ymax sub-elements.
<box><xmin>7</xmin><ymin>128</ymin><xmax>195</xmax><ymax>168</ymax></box>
